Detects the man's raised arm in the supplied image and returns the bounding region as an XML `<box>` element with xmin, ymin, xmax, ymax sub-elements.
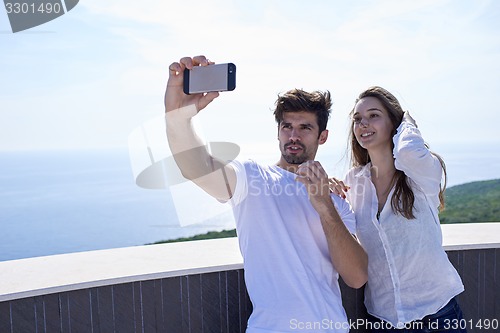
<box><xmin>165</xmin><ymin>55</ymin><xmax>236</xmax><ymax>201</ymax></box>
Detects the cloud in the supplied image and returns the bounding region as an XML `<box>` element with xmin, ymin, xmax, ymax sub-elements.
<box><xmin>2</xmin><ymin>0</ymin><xmax>499</xmax><ymax>151</ymax></box>
<box><xmin>68</xmin><ymin>1</ymin><xmax>500</xmax><ymax>144</ymax></box>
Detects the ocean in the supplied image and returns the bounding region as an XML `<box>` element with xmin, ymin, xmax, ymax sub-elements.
<box><xmin>0</xmin><ymin>149</ymin><xmax>234</xmax><ymax>262</ymax></box>
<box><xmin>1</xmin><ymin>143</ymin><xmax>499</xmax><ymax>262</ymax></box>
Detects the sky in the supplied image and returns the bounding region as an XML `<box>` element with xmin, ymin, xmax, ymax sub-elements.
<box><xmin>1</xmin><ymin>0</ymin><xmax>499</xmax><ymax>163</ymax></box>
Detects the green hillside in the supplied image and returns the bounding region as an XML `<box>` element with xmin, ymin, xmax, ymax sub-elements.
<box><xmin>152</xmin><ymin>179</ymin><xmax>499</xmax><ymax>244</ymax></box>
<box><xmin>439</xmin><ymin>179</ymin><xmax>500</xmax><ymax>223</ymax></box>
<box><xmin>149</xmin><ymin>229</ymin><xmax>236</xmax><ymax>245</ymax></box>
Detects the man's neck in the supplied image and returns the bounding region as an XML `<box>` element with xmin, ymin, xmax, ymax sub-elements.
<box><xmin>275</xmin><ymin>159</ymin><xmax>303</xmax><ymax>174</ymax></box>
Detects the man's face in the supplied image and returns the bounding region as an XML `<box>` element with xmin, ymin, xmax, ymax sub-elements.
<box><xmin>278</xmin><ymin>111</ymin><xmax>328</xmax><ymax>165</ymax></box>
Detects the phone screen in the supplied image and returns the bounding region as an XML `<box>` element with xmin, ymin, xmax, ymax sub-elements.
<box><xmin>183</xmin><ymin>63</ymin><xmax>236</xmax><ymax>94</ymax></box>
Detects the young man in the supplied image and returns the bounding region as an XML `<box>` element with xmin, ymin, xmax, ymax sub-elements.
<box><xmin>165</xmin><ymin>55</ymin><xmax>367</xmax><ymax>333</ymax></box>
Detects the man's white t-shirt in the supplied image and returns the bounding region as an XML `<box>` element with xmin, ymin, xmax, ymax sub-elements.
<box><xmin>228</xmin><ymin>160</ymin><xmax>356</xmax><ymax>333</ymax></box>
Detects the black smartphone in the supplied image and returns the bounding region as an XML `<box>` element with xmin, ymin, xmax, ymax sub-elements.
<box><xmin>183</xmin><ymin>63</ymin><xmax>236</xmax><ymax>95</ymax></box>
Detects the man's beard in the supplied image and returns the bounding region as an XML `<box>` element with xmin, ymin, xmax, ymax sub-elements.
<box><xmin>282</xmin><ymin>142</ymin><xmax>308</xmax><ymax>164</ymax></box>
<box><xmin>283</xmin><ymin>154</ymin><xmax>308</xmax><ymax>164</ymax></box>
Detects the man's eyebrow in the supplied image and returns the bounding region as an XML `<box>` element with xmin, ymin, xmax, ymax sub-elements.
<box><xmin>281</xmin><ymin>121</ymin><xmax>316</xmax><ymax>128</ymax></box>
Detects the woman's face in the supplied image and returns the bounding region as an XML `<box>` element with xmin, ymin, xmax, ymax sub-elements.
<box><xmin>352</xmin><ymin>96</ymin><xmax>394</xmax><ymax>151</ymax></box>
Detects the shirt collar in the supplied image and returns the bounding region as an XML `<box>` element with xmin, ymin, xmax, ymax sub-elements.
<box><xmin>354</xmin><ymin>162</ymin><xmax>372</xmax><ymax>178</ymax></box>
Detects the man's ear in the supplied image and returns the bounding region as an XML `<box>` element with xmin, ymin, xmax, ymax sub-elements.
<box><xmin>318</xmin><ymin>130</ymin><xmax>328</xmax><ymax>145</ymax></box>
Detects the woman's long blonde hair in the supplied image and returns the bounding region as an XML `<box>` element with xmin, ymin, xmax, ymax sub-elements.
<box><xmin>348</xmin><ymin>86</ymin><xmax>446</xmax><ymax>218</ymax></box>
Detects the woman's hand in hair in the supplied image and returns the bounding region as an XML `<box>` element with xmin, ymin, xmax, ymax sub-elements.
<box><xmin>403</xmin><ymin>111</ymin><xmax>417</xmax><ymax>127</ymax></box>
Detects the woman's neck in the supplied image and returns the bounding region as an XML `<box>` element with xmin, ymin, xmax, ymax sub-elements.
<box><xmin>368</xmin><ymin>146</ymin><xmax>396</xmax><ymax>180</ymax></box>
<box><xmin>368</xmin><ymin>146</ymin><xmax>397</xmax><ymax>213</ymax></box>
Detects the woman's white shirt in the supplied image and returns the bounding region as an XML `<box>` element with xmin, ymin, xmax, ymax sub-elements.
<box><xmin>344</xmin><ymin>118</ymin><xmax>464</xmax><ymax>327</ymax></box>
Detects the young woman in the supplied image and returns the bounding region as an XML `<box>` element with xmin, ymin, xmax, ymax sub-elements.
<box><xmin>341</xmin><ymin>86</ymin><xmax>466</xmax><ymax>332</ymax></box>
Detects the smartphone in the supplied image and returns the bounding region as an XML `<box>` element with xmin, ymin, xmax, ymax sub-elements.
<box><xmin>183</xmin><ymin>63</ymin><xmax>236</xmax><ymax>95</ymax></box>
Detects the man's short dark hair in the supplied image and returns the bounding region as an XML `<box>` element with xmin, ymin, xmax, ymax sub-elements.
<box><xmin>273</xmin><ymin>89</ymin><xmax>332</xmax><ymax>135</ymax></box>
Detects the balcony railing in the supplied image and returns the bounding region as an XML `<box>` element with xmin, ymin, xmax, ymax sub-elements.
<box><xmin>0</xmin><ymin>222</ymin><xmax>499</xmax><ymax>333</ymax></box>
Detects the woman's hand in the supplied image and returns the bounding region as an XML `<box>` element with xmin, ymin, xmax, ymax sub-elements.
<box><xmin>403</xmin><ymin>111</ymin><xmax>417</xmax><ymax>127</ymax></box>
<box><xmin>329</xmin><ymin>177</ymin><xmax>350</xmax><ymax>199</ymax></box>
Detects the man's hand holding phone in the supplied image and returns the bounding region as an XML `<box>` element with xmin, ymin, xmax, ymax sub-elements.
<box><xmin>183</xmin><ymin>62</ymin><xmax>236</xmax><ymax>95</ymax></box>
<box><xmin>165</xmin><ymin>56</ymin><xmax>220</xmax><ymax>116</ymax></box>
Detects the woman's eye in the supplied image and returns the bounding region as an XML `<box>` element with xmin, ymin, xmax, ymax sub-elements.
<box><xmin>353</xmin><ymin>117</ymin><xmax>361</xmax><ymax>123</ymax></box>
<box><xmin>370</xmin><ymin>114</ymin><xmax>379</xmax><ymax>118</ymax></box>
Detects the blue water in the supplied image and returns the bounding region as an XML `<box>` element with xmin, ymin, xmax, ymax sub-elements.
<box><xmin>1</xmin><ymin>143</ymin><xmax>499</xmax><ymax>262</ymax></box>
<box><xmin>0</xmin><ymin>149</ymin><xmax>233</xmax><ymax>261</ymax></box>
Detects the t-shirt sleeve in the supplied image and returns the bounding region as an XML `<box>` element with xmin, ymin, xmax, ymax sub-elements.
<box><xmin>331</xmin><ymin>194</ymin><xmax>357</xmax><ymax>235</ymax></box>
<box><xmin>226</xmin><ymin>160</ymin><xmax>248</xmax><ymax>207</ymax></box>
